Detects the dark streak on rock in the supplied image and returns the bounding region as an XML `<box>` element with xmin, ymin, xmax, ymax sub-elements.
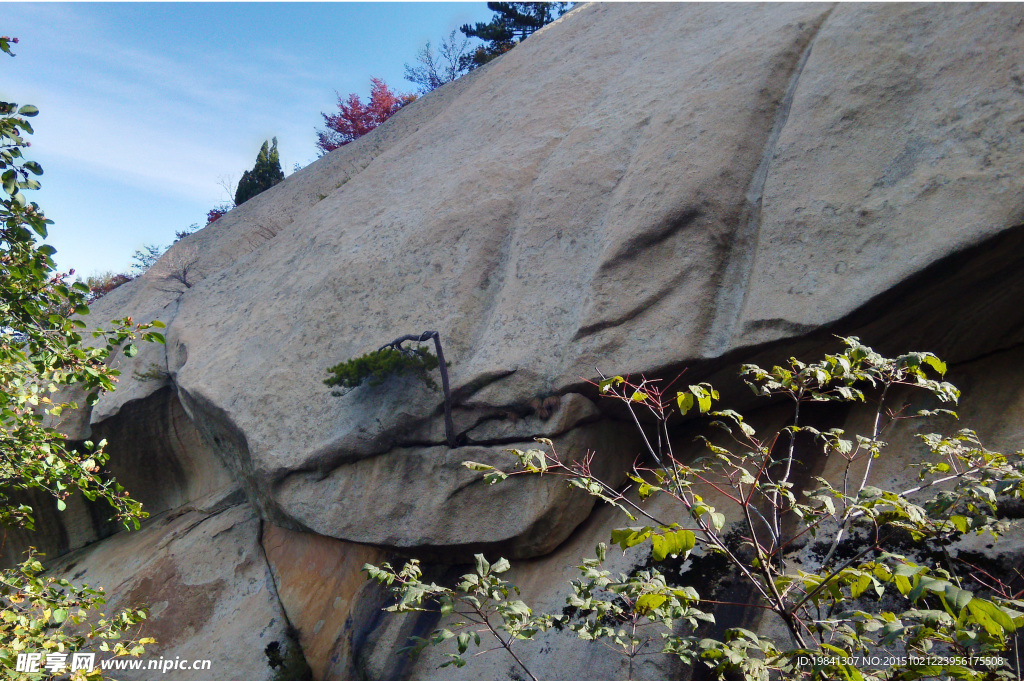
<box><xmin>602</xmin><ymin>207</ymin><xmax>701</xmax><ymax>265</ymax></box>
<box><xmin>573</xmin><ymin>265</ymin><xmax>694</xmax><ymax>340</ymax></box>
<box><xmin>701</xmin><ymin>6</ymin><xmax>836</xmax><ymax>356</ymax></box>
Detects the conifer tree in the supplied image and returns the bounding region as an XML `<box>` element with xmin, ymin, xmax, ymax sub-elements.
<box><xmin>234</xmin><ymin>137</ymin><xmax>284</xmax><ymax>206</ymax></box>
<box><xmin>460</xmin><ymin>2</ymin><xmax>569</xmax><ymax>68</ymax></box>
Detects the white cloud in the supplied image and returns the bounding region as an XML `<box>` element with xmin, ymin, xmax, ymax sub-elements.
<box><xmin>4</xmin><ymin>1</ymin><xmax>498</xmax><ymax>275</ymax></box>
<box><xmin>4</xmin><ymin>8</ymin><xmax>323</xmax><ymax>202</ymax></box>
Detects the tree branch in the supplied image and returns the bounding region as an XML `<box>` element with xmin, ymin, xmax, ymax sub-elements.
<box><xmin>379</xmin><ymin>330</ymin><xmax>455</xmax><ymax>447</ymax></box>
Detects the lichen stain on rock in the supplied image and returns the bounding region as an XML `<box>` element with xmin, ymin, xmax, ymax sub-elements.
<box><xmin>127</xmin><ymin>556</ymin><xmax>227</xmax><ymax>648</ymax></box>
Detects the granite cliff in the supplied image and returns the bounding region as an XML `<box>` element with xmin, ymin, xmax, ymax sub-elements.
<box><xmin>18</xmin><ymin>4</ymin><xmax>1024</xmax><ymax>679</ymax></box>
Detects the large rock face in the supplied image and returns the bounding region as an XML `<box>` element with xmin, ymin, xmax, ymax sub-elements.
<box><xmin>25</xmin><ymin>4</ymin><xmax>1024</xmax><ymax>681</ymax></box>
<box><xmin>79</xmin><ymin>1</ymin><xmax>1024</xmax><ymax>556</ymax></box>
<box><xmin>48</xmin><ymin>503</ymin><xmax>310</xmax><ymax>681</ymax></box>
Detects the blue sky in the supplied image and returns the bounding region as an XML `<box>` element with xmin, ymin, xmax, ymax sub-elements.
<box><xmin>3</xmin><ymin>2</ymin><xmax>494</xmax><ymax>277</ymax></box>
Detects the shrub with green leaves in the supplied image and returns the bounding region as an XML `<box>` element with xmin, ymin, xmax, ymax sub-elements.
<box><xmin>368</xmin><ymin>338</ymin><xmax>1024</xmax><ymax>680</ymax></box>
<box><xmin>0</xmin><ymin>551</ymin><xmax>153</xmax><ymax>679</ymax></box>
<box><xmin>365</xmin><ymin>556</ymin><xmax>547</xmax><ymax>680</ymax></box>
<box><xmin>2</xmin><ymin>35</ymin><xmax>158</xmax><ymax>677</ymax></box>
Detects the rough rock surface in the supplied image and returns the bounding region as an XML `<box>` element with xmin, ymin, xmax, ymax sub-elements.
<box><xmin>74</xmin><ymin>2</ymin><xmax>1024</xmax><ymax>558</ymax></box>
<box><xmin>25</xmin><ymin>3</ymin><xmax>1024</xmax><ymax>681</ymax></box>
<box><xmin>1</xmin><ymin>388</ymin><xmax>237</xmax><ymax>566</ymax></box>
<box><xmin>262</xmin><ymin>523</ymin><xmax>385</xmax><ymax>680</ymax></box>
<box><xmin>48</xmin><ymin>503</ymin><xmax>308</xmax><ymax>681</ymax></box>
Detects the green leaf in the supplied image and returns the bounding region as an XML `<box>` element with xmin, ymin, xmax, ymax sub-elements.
<box><xmin>610</xmin><ymin>527</ymin><xmax>652</xmax><ymax>551</ymax></box>
<box><xmin>966</xmin><ymin>598</ymin><xmax>1016</xmax><ymax>636</ymax></box>
<box><xmin>892</xmin><ymin>563</ymin><xmax>926</xmax><ymax>579</ymax></box>
<box><xmin>123</xmin><ymin>343</ymin><xmax>138</xmax><ymax>358</ymax></box>
<box><xmin>943</xmin><ymin>583</ymin><xmax>973</xmax><ymax>612</ymax></box>
<box><xmin>637</xmin><ymin>482</ymin><xmax>659</xmax><ymax>499</ymax></box>
<box><xmin>599</xmin><ymin>376</ymin><xmax>625</xmax><ymax>393</ymax></box>
<box><xmin>650</xmin><ymin>533</ymin><xmax>670</xmax><ymax>561</ymax></box>
<box><xmin>635</xmin><ymin>594</ymin><xmax>667</xmax><ymax>614</ymax></box>
<box><xmin>850</xmin><ymin>573</ymin><xmax>872</xmax><ymax>599</ymax></box>
<box><xmin>688</xmin><ymin>385</ymin><xmax>713</xmax><ymax>413</ymax></box>
<box><xmin>922</xmin><ymin>354</ymin><xmax>947</xmax><ymax>376</ymax></box>
<box><xmin>650</xmin><ymin>529</ymin><xmax>695</xmax><ymax>561</ymax></box>
<box><xmin>709</xmin><ymin>512</ymin><xmax>726</xmax><ymax>531</ymax></box>
<box><xmin>17</xmin><ymin>104</ymin><xmax>39</xmax><ymax>117</ymax></box>
<box><xmin>949</xmin><ymin>515</ymin><xmax>968</xmax><ymax>533</ymax></box>
<box><xmin>463</xmin><ymin>461</ymin><xmax>497</xmax><ymax>472</ymax></box>
<box><xmin>677</xmin><ymin>391</ymin><xmax>694</xmax><ymax>415</ymax></box>
<box><xmin>31</xmin><ymin>219</ymin><xmax>49</xmax><ymax>238</ymax></box>
<box><xmin>483</xmin><ymin>470</ymin><xmax>509</xmax><ymax>485</ymax></box>
<box><xmin>474</xmin><ymin>554</ymin><xmax>490</xmax><ymax>577</ymax></box>
<box><xmin>56</xmin><ymin>499</ymin><xmax>66</xmax><ymax>511</ymax></box>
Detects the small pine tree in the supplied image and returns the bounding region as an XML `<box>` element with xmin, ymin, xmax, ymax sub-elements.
<box><xmin>234</xmin><ymin>138</ymin><xmax>284</xmax><ymax>206</ymax></box>
<box><xmin>460</xmin><ymin>2</ymin><xmax>569</xmax><ymax>68</ymax></box>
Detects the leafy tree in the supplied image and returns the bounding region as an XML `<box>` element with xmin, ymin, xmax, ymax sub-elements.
<box><xmin>1</xmin><ymin>36</ymin><xmax>159</xmax><ymax>677</ymax></box>
<box><xmin>234</xmin><ymin>137</ymin><xmax>284</xmax><ymax>206</ymax></box>
<box><xmin>404</xmin><ymin>30</ymin><xmax>473</xmax><ymax>94</ymax></box>
<box><xmin>460</xmin><ymin>2</ymin><xmax>570</xmax><ymax>68</ymax></box>
<box><xmin>174</xmin><ymin>223</ymin><xmax>200</xmax><ymax>242</ymax></box>
<box><xmin>117</xmin><ymin>222</ymin><xmax>197</xmax><ymax>289</ymax></box>
<box><xmin>83</xmin><ymin>271</ymin><xmax>133</xmax><ymax>302</ymax></box>
<box><xmin>129</xmin><ymin>244</ymin><xmax>163</xmax><ymax>276</ymax></box>
<box><xmin>315</xmin><ymin>78</ymin><xmax>416</xmax><ymax>155</ymax></box>
<box><xmin>205</xmin><ymin>174</ymin><xmax>237</xmax><ymax>224</ymax></box>
<box><xmin>152</xmin><ymin>243</ymin><xmax>198</xmax><ymax>293</ymax></box>
<box><xmin>367</xmin><ymin>339</ymin><xmax>1024</xmax><ymax>680</ymax></box>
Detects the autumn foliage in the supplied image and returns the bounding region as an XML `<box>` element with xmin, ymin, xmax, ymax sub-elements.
<box><xmin>84</xmin><ymin>271</ymin><xmax>133</xmax><ymax>302</ymax></box>
<box><xmin>206</xmin><ymin>206</ymin><xmax>228</xmax><ymax>224</ymax></box>
<box><xmin>316</xmin><ymin>78</ymin><xmax>416</xmax><ymax>154</ymax></box>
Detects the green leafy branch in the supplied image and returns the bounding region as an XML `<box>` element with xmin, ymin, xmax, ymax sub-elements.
<box><xmin>1</xmin><ymin>37</ymin><xmax>161</xmax><ymax>676</ymax></box>
<box><xmin>367</xmin><ymin>339</ymin><xmax>1024</xmax><ymax>680</ymax></box>
<box><xmin>0</xmin><ymin>550</ymin><xmax>153</xmax><ymax>680</ymax></box>
<box><xmin>326</xmin><ymin>331</ymin><xmax>455</xmax><ymax>447</ymax></box>
<box><xmin>364</xmin><ymin>555</ymin><xmax>550</xmax><ymax>680</ymax></box>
